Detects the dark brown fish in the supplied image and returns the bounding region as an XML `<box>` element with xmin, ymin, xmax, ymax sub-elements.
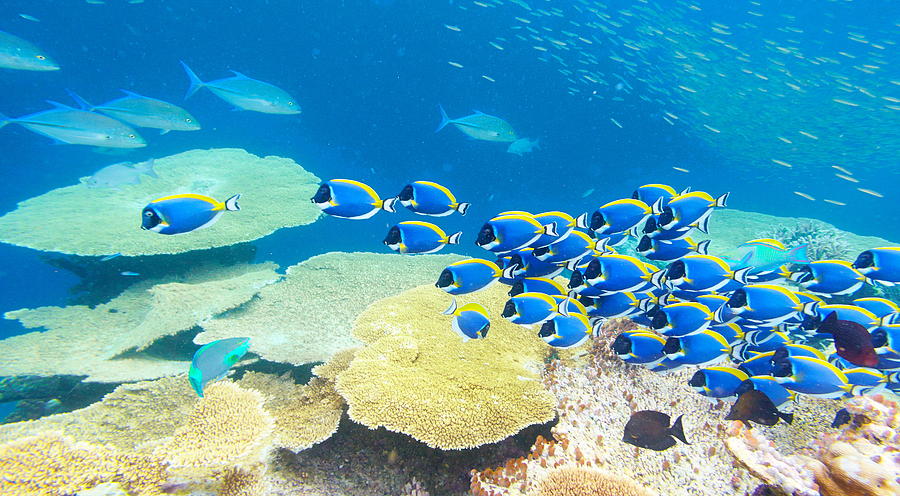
<box><xmin>818</xmin><ymin>311</ymin><xmax>879</xmax><ymax>367</ymax></box>
<box><xmin>622</xmin><ymin>410</ymin><xmax>689</xmax><ymax>451</ymax></box>
<box><xmin>831</xmin><ymin>408</ymin><xmax>851</xmax><ymax>429</ymax></box>
<box><xmin>725</xmin><ymin>390</ymin><xmax>793</xmax><ymax>428</ymax></box>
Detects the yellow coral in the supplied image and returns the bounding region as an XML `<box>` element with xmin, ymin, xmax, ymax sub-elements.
<box><xmin>0</xmin><ymin>148</ymin><xmax>321</xmax><ymax>256</ymax></box>
<box><xmin>238</xmin><ymin>372</ymin><xmax>344</xmax><ymax>452</ymax></box>
<box><xmin>311</xmin><ymin>347</ymin><xmax>358</xmax><ymax>381</ymax></box>
<box><xmin>334</xmin><ymin>284</ymin><xmax>556</xmax><ymax>450</ymax></box>
<box><xmin>159</xmin><ymin>381</ymin><xmax>273</xmax><ymax>469</ymax></box>
<box><xmin>537</xmin><ymin>467</ymin><xmax>656</xmax><ymax>496</ymax></box>
<box><xmin>0</xmin><ymin>432</ymin><xmax>169</xmax><ymax>496</ymax></box>
<box><xmin>219</xmin><ymin>464</ymin><xmax>268</xmax><ymax>496</ymax></box>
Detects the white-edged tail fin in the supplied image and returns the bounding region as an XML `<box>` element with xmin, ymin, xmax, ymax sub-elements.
<box><xmin>695</xmin><ymin>214</ymin><xmax>711</xmax><ymax>234</ymax></box>
<box><xmin>574</xmin><ymin>212</ymin><xmax>589</xmax><ymax>229</ymax></box>
<box><xmin>680</xmin><ymin>186</ymin><xmax>692</xmax><ymax>195</ymax></box>
<box><xmin>651</xmin><ymin>197</ymin><xmax>665</xmax><ymax>215</ymax></box>
<box><xmin>801</xmin><ymin>300</ymin><xmax>820</xmax><ymax>316</ymax></box>
<box><xmin>542</xmin><ymin>222</ymin><xmax>558</xmax><ymax>237</ymax></box>
<box><xmin>501</xmin><ymin>265</ymin><xmax>520</xmax><ymax>280</ymax></box>
<box><xmin>593</xmin><ymin>237</ymin><xmax>611</xmax><ymax>253</ymax></box>
<box><xmin>224</xmin><ymin>194</ymin><xmax>241</xmax><ymax>211</ymax></box>
<box><xmin>381</xmin><ymin>197</ymin><xmax>398</xmax><ymax>213</ymax></box>
<box><xmin>456</xmin><ymin>202</ymin><xmax>471</xmax><ymax>216</ymax></box>
<box><xmin>714</xmin><ymin>192</ymin><xmax>729</xmax><ymax>208</ymax></box>
<box><xmin>695</xmin><ymin>239</ymin><xmax>711</xmax><ymax>255</ymax></box>
<box><xmin>446</xmin><ymin>232</ymin><xmax>462</xmax><ymax>245</ymax></box>
<box><xmin>650</xmin><ymin>269</ymin><xmax>667</xmax><ymax>288</ymax></box>
<box><xmin>556</xmin><ymin>298</ymin><xmax>571</xmax><ymax>317</ymax></box>
<box><xmin>565</xmin><ymin>259</ymin><xmax>580</xmax><ymax>271</ymax></box>
<box><xmin>441</xmin><ymin>297</ymin><xmax>459</xmax><ymax>315</ymax></box>
<box><xmin>731</xmin><ymin>266</ymin><xmax>751</xmax><ymax>285</ymax></box>
<box><xmin>590</xmin><ymin>318</ymin><xmax>604</xmax><ymax>337</ymax></box>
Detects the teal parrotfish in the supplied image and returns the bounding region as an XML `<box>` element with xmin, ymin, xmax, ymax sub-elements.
<box><xmin>0</xmin><ymin>30</ymin><xmax>59</xmax><ymax>71</ymax></box>
<box><xmin>441</xmin><ymin>298</ymin><xmax>490</xmax><ymax>341</ymax></box>
<box><xmin>435</xmin><ymin>259</ymin><xmax>501</xmax><ymax>295</ymax></box>
<box><xmin>436</xmin><ymin>105</ymin><xmax>518</xmax><ymax>142</ymax></box>
<box><xmin>730</xmin><ymin>238</ymin><xmax>809</xmax><ymax>273</ymax></box>
<box><xmin>383</xmin><ymin>221</ymin><xmax>461</xmax><ymax>254</ymax></box>
<box><xmin>189</xmin><ymin>337</ymin><xmax>250</xmax><ymax>397</ymax></box>
<box><xmin>397</xmin><ymin>181</ymin><xmax>469</xmax><ymax>216</ymax></box>
<box><xmin>142</xmin><ymin>193</ymin><xmax>240</xmax><ymax>235</ymax></box>
<box><xmin>181</xmin><ymin>61</ymin><xmax>300</xmax><ymax>114</ymax></box>
<box><xmin>0</xmin><ymin>102</ymin><xmax>146</xmax><ymax>148</ymax></box>
<box><xmin>311</xmin><ymin>179</ymin><xmax>398</xmax><ymax>219</ymax></box>
<box><xmin>67</xmin><ymin>89</ymin><xmax>200</xmax><ymax>134</ymax></box>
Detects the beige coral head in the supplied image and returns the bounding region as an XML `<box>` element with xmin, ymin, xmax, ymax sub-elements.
<box><xmin>537</xmin><ymin>466</ymin><xmax>657</xmax><ymax>496</ymax></box>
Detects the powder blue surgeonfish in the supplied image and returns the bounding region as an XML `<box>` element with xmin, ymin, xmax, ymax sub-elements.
<box><xmin>650</xmin><ymin>301</ymin><xmax>714</xmax><ymax>337</ymax></box>
<box><xmin>397</xmin><ymin>181</ymin><xmax>469</xmax><ymax>216</ymax></box>
<box><xmin>654</xmin><ymin>255</ymin><xmax>750</xmax><ymax>292</ymax></box>
<box><xmin>442</xmin><ymin>298</ymin><xmax>490</xmax><ymax>341</ymax></box>
<box><xmin>475</xmin><ymin>214</ymin><xmax>557</xmax><ymax>253</ymax></box>
<box><xmin>189</xmin><ymin>337</ymin><xmax>250</xmax><ymax>397</ymax></box>
<box><xmin>507</xmin><ymin>276</ymin><xmax>567</xmax><ymax>297</ymax></box>
<box><xmin>181</xmin><ymin>61</ymin><xmax>300</xmax><ymax>114</ymax></box>
<box><xmin>311</xmin><ymin>179</ymin><xmax>398</xmax><ymax>219</ymax></box>
<box><xmin>632</xmin><ymin>184</ymin><xmax>684</xmax><ymax>208</ymax></box>
<box><xmin>142</xmin><ymin>193</ymin><xmax>240</xmax><ymax>235</ymax></box>
<box><xmin>581</xmin><ymin>292</ymin><xmax>642</xmax><ymax>319</ymax></box>
<box><xmin>0</xmin><ymin>102</ymin><xmax>146</xmax><ymax>148</ymax></box>
<box><xmin>577</xmin><ymin>254</ymin><xmax>656</xmax><ymax>294</ymax></box>
<box><xmin>435</xmin><ymin>105</ymin><xmax>518</xmax><ymax>142</ymax></box>
<box><xmin>67</xmin><ymin>89</ymin><xmax>200</xmax><ymax>134</ymax></box>
<box><xmin>853</xmin><ymin>247</ymin><xmax>900</xmax><ymax>286</ymax></box>
<box><xmin>435</xmin><ymin>259</ymin><xmax>501</xmax><ymax>295</ymax></box>
<box><xmin>533</xmin><ymin>230</ymin><xmax>608</xmax><ymax>265</ymax></box>
<box><xmin>589</xmin><ymin>198</ymin><xmax>652</xmax><ymax>235</ymax></box>
<box><xmin>636</xmin><ymin>236</ymin><xmax>710</xmax><ymax>262</ymax></box>
<box><xmin>499</xmin><ymin>248</ymin><xmax>564</xmax><ymax>280</ymax></box>
<box><xmin>715</xmin><ymin>284</ymin><xmax>809</xmax><ymax>326</ymax></box>
<box><xmin>781</xmin><ymin>260</ymin><xmax>866</xmax><ymax>296</ymax></box>
<box><xmin>538</xmin><ymin>311</ymin><xmax>596</xmax><ymax>349</ymax></box>
<box><xmin>611</xmin><ymin>330</ymin><xmax>667</xmax><ymax>366</ymax></box>
<box><xmin>663</xmin><ymin>330</ymin><xmax>731</xmax><ymax>369</ymax></box>
<box><xmin>689</xmin><ymin>366</ymin><xmax>749</xmax><ymax>399</ymax></box>
<box><xmin>853</xmin><ymin>297</ymin><xmax>900</xmax><ymax>319</ymax></box>
<box><xmin>655</xmin><ymin>191</ymin><xmax>729</xmax><ymax>233</ymax></box>
<box><xmin>531</xmin><ymin>211</ymin><xmax>588</xmax><ymax>248</ymax></box>
<box><xmin>383</xmin><ymin>221</ymin><xmax>461</xmax><ymax>254</ymax></box>
<box><xmin>0</xmin><ymin>30</ymin><xmax>59</xmax><ymax>71</ymax></box>
<box><xmin>772</xmin><ymin>355</ymin><xmax>852</xmax><ymax>398</ymax></box>
<box><xmin>502</xmin><ymin>292</ymin><xmax>559</xmax><ymax>325</ymax></box>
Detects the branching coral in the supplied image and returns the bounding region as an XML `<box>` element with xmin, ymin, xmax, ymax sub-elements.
<box><xmin>197</xmin><ymin>252</ymin><xmax>464</xmax><ymax>366</ymax></box>
<box><xmin>765</xmin><ymin>219</ymin><xmax>851</xmax><ymax>261</ymax></box>
<box><xmin>0</xmin><ymin>148</ymin><xmax>321</xmax><ymax>256</ymax></box>
<box><xmin>0</xmin><ymin>263</ymin><xmax>279</xmax><ymax>383</ymax></box>
<box><xmin>334</xmin><ymin>283</ymin><xmax>556</xmax><ymax>450</ymax></box>
<box><xmin>219</xmin><ymin>463</ymin><xmax>268</xmax><ymax>496</ymax></box>
<box><xmin>536</xmin><ymin>466</ymin><xmax>656</xmax><ymax>496</ymax></box>
<box><xmin>0</xmin><ymin>432</ymin><xmax>169</xmax><ymax>496</ymax></box>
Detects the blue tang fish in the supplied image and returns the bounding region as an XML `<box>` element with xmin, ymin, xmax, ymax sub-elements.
<box><xmin>636</xmin><ymin>236</ymin><xmax>710</xmax><ymax>262</ymax></box>
<box><xmin>611</xmin><ymin>331</ymin><xmax>667</xmax><ymax>366</ymax></box>
<box><xmin>653</xmin><ymin>255</ymin><xmax>750</xmax><ymax>292</ymax></box>
<box><xmin>853</xmin><ymin>247</ymin><xmax>900</xmax><ymax>285</ymax></box>
<box><xmin>663</xmin><ymin>330</ymin><xmax>731</xmax><ymax>369</ymax></box>
<box><xmin>654</xmin><ymin>191</ymin><xmax>729</xmax><ymax>233</ymax></box>
<box><xmin>642</xmin><ymin>215</ymin><xmax>693</xmax><ymax>241</ymax></box>
<box><xmin>435</xmin><ymin>105</ymin><xmax>518</xmax><ymax>142</ymax></box>
<box><xmin>651</xmin><ymin>301</ymin><xmax>714</xmax><ymax>337</ymax></box>
<box><xmin>715</xmin><ymin>284</ymin><xmax>808</xmax><ymax>326</ymax></box>
<box><xmin>442</xmin><ymin>298</ymin><xmax>490</xmax><ymax>341</ymax></box>
<box><xmin>499</xmin><ymin>248</ymin><xmax>564</xmax><ymax>280</ymax></box>
<box><xmin>435</xmin><ymin>259</ymin><xmax>500</xmax><ymax>295</ymax></box>
<box><xmin>189</xmin><ymin>337</ymin><xmax>250</xmax><ymax>397</ymax></box>
<box><xmin>476</xmin><ymin>214</ymin><xmax>557</xmax><ymax>253</ymax></box>
<box><xmin>772</xmin><ymin>355</ymin><xmax>851</xmax><ymax>398</ymax></box>
<box><xmin>579</xmin><ymin>254</ymin><xmax>657</xmax><ymax>294</ymax></box>
<box><xmin>689</xmin><ymin>366</ymin><xmax>749</xmax><ymax>398</ymax></box>
<box><xmin>537</xmin><ymin>312</ymin><xmax>596</xmax><ymax>349</ymax></box>
<box><xmin>782</xmin><ymin>260</ymin><xmax>866</xmax><ymax>296</ymax></box>
<box><xmin>502</xmin><ymin>292</ymin><xmax>558</xmax><ymax>325</ymax></box>
<box><xmin>589</xmin><ymin>198</ymin><xmax>652</xmax><ymax>235</ymax></box>
<box><xmin>853</xmin><ymin>297</ymin><xmax>900</xmax><ymax>319</ymax></box>
<box><xmin>632</xmin><ymin>184</ymin><xmax>685</xmax><ymax>208</ymax></box>
<box><xmin>737</xmin><ymin>376</ymin><xmax>796</xmax><ymax>409</ymax></box>
<box><xmin>581</xmin><ymin>292</ymin><xmax>642</xmax><ymax>319</ymax></box>
<box><xmin>397</xmin><ymin>180</ymin><xmax>469</xmax><ymax>216</ymax></box>
<box><xmin>142</xmin><ymin>193</ymin><xmax>240</xmax><ymax>235</ymax></box>
<box><xmin>181</xmin><ymin>62</ymin><xmax>300</xmax><ymax>114</ymax></box>
<box><xmin>730</xmin><ymin>238</ymin><xmax>809</xmax><ymax>273</ymax></box>
<box><xmin>533</xmin><ymin>230</ymin><xmax>608</xmax><ymax>265</ymax></box>
<box><xmin>507</xmin><ymin>276</ymin><xmax>566</xmax><ymax>297</ymax></box>
<box><xmin>312</xmin><ymin>179</ymin><xmax>398</xmax><ymax>220</ymax></box>
<box><xmin>383</xmin><ymin>221</ymin><xmax>461</xmax><ymax>254</ymax></box>
<box><xmin>531</xmin><ymin>211</ymin><xmax>588</xmax><ymax>247</ymax></box>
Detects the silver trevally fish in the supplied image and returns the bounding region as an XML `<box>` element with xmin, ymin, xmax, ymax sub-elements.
<box><xmin>436</xmin><ymin>105</ymin><xmax>519</xmax><ymax>142</ymax></box>
<box><xmin>180</xmin><ymin>61</ymin><xmax>301</xmax><ymax>115</ymax></box>
<box><xmin>0</xmin><ymin>30</ymin><xmax>59</xmax><ymax>71</ymax></box>
<box><xmin>68</xmin><ymin>90</ymin><xmax>200</xmax><ymax>134</ymax></box>
<box><xmin>0</xmin><ymin>102</ymin><xmax>146</xmax><ymax>148</ymax></box>
<box><xmin>84</xmin><ymin>159</ymin><xmax>156</xmax><ymax>188</ymax></box>
<box><xmin>507</xmin><ymin>137</ymin><xmax>541</xmax><ymax>156</ymax></box>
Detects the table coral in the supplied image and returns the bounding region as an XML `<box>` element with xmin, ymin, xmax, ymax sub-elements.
<box><xmin>0</xmin><ymin>148</ymin><xmax>321</xmax><ymax>256</ymax></box>
<box><xmin>0</xmin><ymin>431</ymin><xmax>169</xmax><ymax>496</ymax></box>
<box><xmin>197</xmin><ymin>252</ymin><xmax>464</xmax><ymax>366</ymax></box>
<box><xmin>334</xmin><ymin>283</ymin><xmax>556</xmax><ymax>450</ymax></box>
<box><xmin>0</xmin><ymin>263</ymin><xmax>280</xmax><ymax>383</ymax></box>
<box><xmin>536</xmin><ymin>466</ymin><xmax>656</xmax><ymax>496</ymax></box>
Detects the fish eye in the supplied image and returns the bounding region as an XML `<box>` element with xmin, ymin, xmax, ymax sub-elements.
<box><xmin>288</xmin><ymin>101</ymin><xmax>294</xmax><ymax>106</ymax></box>
<box><xmin>144</xmin><ymin>211</ymin><xmax>153</xmax><ymax>217</ymax></box>
<box><xmin>128</xmin><ymin>134</ymin><xmax>136</xmax><ymax>138</ymax></box>
<box><xmin>185</xmin><ymin>118</ymin><xmax>192</xmax><ymax>123</ymax></box>
<box><xmin>36</xmin><ymin>55</ymin><xmax>46</xmax><ymax>60</ymax></box>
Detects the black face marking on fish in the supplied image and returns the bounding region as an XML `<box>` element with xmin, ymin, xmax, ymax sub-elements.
<box><xmin>311</xmin><ymin>184</ymin><xmax>331</xmax><ymax>203</ymax></box>
<box><xmin>871</xmin><ymin>328</ymin><xmax>888</xmax><ymax>348</ymax></box>
<box><xmin>651</xmin><ymin>309</ymin><xmax>669</xmax><ymax>330</ymax></box>
<box><xmin>688</xmin><ymin>370</ymin><xmax>706</xmax><ymax>388</ymax></box>
<box><xmin>667</xmin><ymin>260</ymin><xmax>686</xmax><ymax>280</ymax></box>
<box><xmin>397</xmin><ymin>184</ymin><xmax>414</xmax><ymax>202</ymax></box>
<box><xmin>508</xmin><ymin>254</ymin><xmax>524</xmax><ymax>270</ymax></box>
<box><xmin>479</xmin><ymin>322</ymin><xmax>490</xmax><ymax>338</ymax></box>
<box><xmin>501</xmin><ymin>300</ymin><xmax>517</xmax><ymax>318</ymax></box>
<box><xmin>538</xmin><ymin>320</ymin><xmax>555</xmax><ymax>338</ymax></box>
<box><xmin>636</xmin><ymin>235</ymin><xmax>652</xmax><ymax>253</ymax></box>
<box><xmin>852</xmin><ymin>251</ymin><xmax>874</xmax><ymax>270</ymax></box>
<box><xmin>793</xmin><ymin>265</ymin><xmax>814</xmax><ymax>283</ymax></box>
<box><xmin>735</xmin><ymin>379</ymin><xmax>755</xmax><ymax>396</ymax></box>
<box><xmin>726</xmin><ymin>289</ymin><xmax>747</xmax><ymax>309</ymax></box>
<box><xmin>568</xmin><ymin>270</ymin><xmax>584</xmax><ymax>289</ymax></box>
<box><xmin>657</xmin><ymin>207</ymin><xmax>675</xmax><ymax>227</ymax></box>
<box><xmin>435</xmin><ymin>269</ymin><xmax>454</xmax><ymax>289</ymax></box>
<box><xmin>532</xmin><ymin>246</ymin><xmax>550</xmax><ymax>258</ymax></box>
<box><xmin>475</xmin><ymin>223</ymin><xmax>495</xmax><ymax>246</ymax></box>
<box><xmin>663</xmin><ymin>337</ymin><xmax>681</xmax><ymax>355</ymax></box>
<box><xmin>801</xmin><ymin>313</ymin><xmax>821</xmax><ymax>331</ymax></box>
<box><xmin>611</xmin><ymin>333</ymin><xmax>632</xmax><ymax>355</ymax></box>
<box><xmin>643</xmin><ymin>216</ymin><xmax>658</xmax><ymax>234</ymax></box>
<box><xmin>771</xmin><ymin>356</ymin><xmax>792</xmax><ymax>378</ymax></box>
<box><xmin>383</xmin><ymin>226</ymin><xmax>401</xmax><ymax>246</ymax></box>
<box><xmin>589</xmin><ymin>210</ymin><xmax>606</xmax><ymax>231</ymax></box>
<box><xmin>508</xmin><ymin>280</ymin><xmax>525</xmax><ymax>297</ymax></box>
<box><xmin>141</xmin><ymin>207</ymin><xmax>162</xmax><ymax>230</ymax></box>
<box><xmin>583</xmin><ymin>258</ymin><xmax>603</xmax><ymax>280</ymax></box>
<box><xmin>631</xmin><ymin>190</ymin><xmax>640</xmax><ymax>200</ymax></box>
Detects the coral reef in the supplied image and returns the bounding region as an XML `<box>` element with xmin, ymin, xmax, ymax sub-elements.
<box><xmin>197</xmin><ymin>252</ymin><xmax>464</xmax><ymax>366</ymax></box>
<box><xmin>0</xmin><ymin>148</ymin><xmax>321</xmax><ymax>256</ymax></box>
<box><xmin>0</xmin><ymin>431</ymin><xmax>169</xmax><ymax>495</ymax></box>
<box><xmin>764</xmin><ymin>219</ymin><xmax>852</xmax><ymax>261</ymax></box>
<box><xmin>334</xmin><ymin>283</ymin><xmax>556</xmax><ymax>450</ymax></box>
<box><xmin>220</xmin><ymin>463</ymin><xmax>269</xmax><ymax>496</ymax></box>
<box><xmin>0</xmin><ymin>262</ymin><xmax>279</xmax><ymax>383</ymax></box>
<box><xmin>536</xmin><ymin>466</ymin><xmax>656</xmax><ymax>496</ymax></box>
<box><xmin>399</xmin><ymin>477</ymin><xmax>431</xmax><ymax>496</ymax></box>
<box><xmin>725</xmin><ymin>424</ymin><xmax>819</xmax><ymax>496</ymax></box>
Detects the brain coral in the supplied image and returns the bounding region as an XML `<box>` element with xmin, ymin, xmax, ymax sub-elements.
<box><xmin>197</xmin><ymin>252</ymin><xmax>464</xmax><ymax>366</ymax></box>
<box><xmin>0</xmin><ymin>262</ymin><xmax>280</xmax><ymax>382</ymax></box>
<box><xmin>0</xmin><ymin>148</ymin><xmax>321</xmax><ymax>256</ymax></box>
<box><xmin>537</xmin><ymin>467</ymin><xmax>656</xmax><ymax>496</ymax></box>
<box><xmin>334</xmin><ymin>283</ymin><xmax>556</xmax><ymax>450</ymax></box>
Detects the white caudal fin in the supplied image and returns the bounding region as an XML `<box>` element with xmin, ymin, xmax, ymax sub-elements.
<box><xmin>801</xmin><ymin>300</ymin><xmax>820</xmax><ymax>316</ymax></box>
<box><xmin>381</xmin><ymin>197</ymin><xmax>398</xmax><ymax>213</ymax></box>
<box><xmin>224</xmin><ymin>194</ymin><xmax>241</xmax><ymax>211</ymax></box>
<box><xmin>441</xmin><ymin>297</ymin><xmax>459</xmax><ymax>315</ymax></box>
<box><xmin>446</xmin><ymin>232</ymin><xmax>462</xmax><ymax>245</ymax></box>
<box><xmin>650</xmin><ymin>269</ymin><xmax>667</xmax><ymax>288</ymax></box>
<box><xmin>456</xmin><ymin>202</ymin><xmax>471</xmax><ymax>215</ymax></box>
<box><xmin>714</xmin><ymin>192</ymin><xmax>729</xmax><ymax>208</ymax></box>
<box><xmin>695</xmin><ymin>239</ymin><xmax>711</xmax><ymax>255</ymax></box>
<box><xmin>556</xmin><ymin>298</ymin><xmax>571</xmax><ymax>317</ymax></box>
<box><xmin>542</xmin><ymin>222</ymin><xmax>558</xmax><ymax>237</ymax></box>
<box><xmin>731</xmin><ymin>266</ymin><xmax>751</xmax><ymax>285</ymax></box>
<box><xmin>695</xmin><ymin>214</ymin><xmax>711</xmax><ymax>234</ymax></box>
<box><xmin>565</xmin><ymin>259</ymin><xmax>581</xmax><ymax>271</ymax></box>
<box><xmin>501</xmin><ymin>265</ymin><xmax>519</xmax><ymax>280</ymax></box>
<box><xmin>590</xmin><ymin>318</ymin><xmax>604</xmax><ymax>337</ymax></box>
<box><xmin>651</xmin><ymin>197</ymin><xmax>665</xmax><ymax>215</ymax></box>
<box><xmin>574</xmin><ymin>212</ymin><xmax>589</xmax><ymax>229</ymax></box>
<box><xmin>593</xmin><ymin>237</ymin><xmax>611</xmax><ymax>253</ymax></box>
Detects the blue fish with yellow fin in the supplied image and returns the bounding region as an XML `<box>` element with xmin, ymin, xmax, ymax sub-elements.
<box><xmin>781</xmin><ymin>260</ymin><xmax>866</xmax><ymax>296</ymax></box>
<box><xmin>476</xmin><ymin>214</ymin><xmax>557</xmax><ymax>253</ymax></box>
<box><xmin>654</xmin><ymin>191</ymin><xmax>728</xmax><ymax>233</ymax></box>
<box><xmin>689</xmin><ymin>366</ymin><xmax>748</xmax><ymax>399</ymax></box>
<box><xmin>531</xmin><ymin>211</ymin><xmax>588</xmax><ymax>247</ymax></box>
<box><xmin>538</xmin><ymin>311</ymin><xmax>596</xmax><ymax>349</ymax></box>
<box><xmin>637</xmin><ymin>236</ymin><xmax>710</xmax><ymax>262</ymax></box>
<box><xmin>632</xmin><ymin>184</ymin><xmax>684</xmax><ymax>208</ymax></box>
<box><xmin>189</xmin><ymin>337</ymin><xmax>250</xmax><ymax>397</ymax></box>
<box><xmin>653</xmin><ymin>255</ymin><xmax>750</xmax><ymax>292</ymax></box>
<box><xmin>663</xmin><ymin>329</ymin><xmax>731</xmax><ymax>369</ymax></box>
<box><xmin>397</xmin><ymin>180</ymin><xmax>469</xmax><ymax>216</ymax></box>
<box><xmin>384</xmin><ymin>221</ymin><xmax>460</xmax><ymax>254</ymax></box>
<box><xmin>589</xmin><ymin>198</ymin><xmax>652</xmax><ymax>235</ymax></box>
<box><xmin>853</xmin><ymin>297</ymin><xmax>900</xmax><ymax>318</ymax></box>
<box><xmin>533</xmin><ymin>230</ymin><xmax>608</xmax><ymax>264</ymax></box>
<box><xmin>508</xmin><ymin>277</ymin><xmax>566</xmax><ymax>297</ymax></box>
<box><xmin>312</xmin><ymin>179</ymin><xmax>397</xmax><ymax>219</ymax></box>
<box><xmin>651</xmin><ymin>301</ymin><xmax>714</xmax><ymax>337</ymax></box>
<box><xmin>853</xmin><ymin>247</ymin><xmax>900</xmax><ymax>286</ymax></box>
<box><xmin>442</xmin><ymin>298</ymin><xmax>490</xmax><ymax>341</ymax></box>
<box><xmin>772</xmin><ymin>355</ymin><xmax>852</xmax><ymax>398</ymax></box>
<box><xmin>435</xmin><ymin>259</ymin><xmax>500</xmax><ymax>295</ymax></box>
<box><xmin>502</xmin><ymin>292</ymin><xmax>558</xmax><ymax>325</ymax></box>
<box><xmin>611</xmin><ymin>331</ymin><xmax>667</xmax><ymax>366</ymax></box>
<box><xmin>715</xmin><ymin>284</ymin><xmax>808</xmax><ymax>326</ymax></box>
<box><xmin>142</xmin><ymin>193</ymin><xmax>240</xmax><ymax>235</ymax></box>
